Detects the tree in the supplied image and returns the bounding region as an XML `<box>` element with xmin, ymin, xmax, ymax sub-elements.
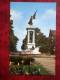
<box><xmin>10</xmin><ymin>19</ymin><xmax>18</xmax><ymax>52</ymax></box>
<box><xmin>21</xmin><ymin>35</ymin><xmax>27</xmax><ymax>50</ymax></box>
<box><xmin>35</xmin><ymin>28</ymin><xmax>49</xmax><ymax>47</ymax></box>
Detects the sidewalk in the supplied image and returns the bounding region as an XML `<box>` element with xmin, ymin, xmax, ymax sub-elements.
<box><xmin>35</xmin><ymin>55</ymin><xmax>55</xmax><ymax>75</ymax></box>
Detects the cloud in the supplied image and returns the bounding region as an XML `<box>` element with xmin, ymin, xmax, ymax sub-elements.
<box><xmin>41</xmin><ymin>9</ymin><xmax>56</xmax><ymax>20</ymax></box>
<box><xmin>10</xmin><ymin>9</ymin><xmax>22</xmax><ymax>21</ymax></box>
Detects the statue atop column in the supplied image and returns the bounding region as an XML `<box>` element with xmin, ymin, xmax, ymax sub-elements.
<box><xmin>28</xmin><ymin>10</ymin><xmax>37</xmax><ymax>26</ymax></box>
<box><xmin>28</xmin><ymin>16</ymin><xmax>33</xmax><ymax>25</ymax></box>
<box><xmin>26</xmin><ymin>10</ymin><xmax>37</xmax><ymax>49</ymax></box>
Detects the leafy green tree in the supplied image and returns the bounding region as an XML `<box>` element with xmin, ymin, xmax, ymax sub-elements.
<box><xmin>35</xmin><ymin>28</ymin><xmax>49</xmax><ymax>47</ymax></box>
<box><xmin>10</xmin><ymin>19</ymin><xmax>18</xmax><ymax>52</ymax></box>
<box><xmin>21</xmin><ymin>35</ymin><xmax>27</xmax><ymax>50</ymax></box>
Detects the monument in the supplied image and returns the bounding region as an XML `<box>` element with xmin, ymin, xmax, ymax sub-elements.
<box><xmin>26</xmin><ymin>11</ymin><xmax>37</xmax><ymax>49</ymax></box>
<box><xmin>26</xmin><ymin>11</ymin><xmax>41</xmax><ymax>54</ymax></box>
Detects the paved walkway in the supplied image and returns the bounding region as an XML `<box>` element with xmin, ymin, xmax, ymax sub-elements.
<box><xmin>34</xmin><ymin>54</ymin><xmax>55</xmax><ymax>75</ymax></box>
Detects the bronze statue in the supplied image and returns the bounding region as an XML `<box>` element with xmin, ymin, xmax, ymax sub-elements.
<box><xmin>28</xmin><ymin>16</ymin><xmax>33</xmax><ymax>25</ymax></box>
<box><xmin>28</xmin><ymin>10</ymin><xmax>37</xmax><ymax>25</ymax></box>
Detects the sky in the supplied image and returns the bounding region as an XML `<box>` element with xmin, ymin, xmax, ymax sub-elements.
<box><xmin>10</xmin><ymin>2</ymin><xmax>56</xmax><ymax>51</ymax></box>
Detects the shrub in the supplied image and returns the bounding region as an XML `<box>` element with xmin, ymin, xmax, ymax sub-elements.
<box><xmin>39</xmin><ymin>45</ymin><xmax>50</xmax><ymax>53</ymax></box>
<box><xmin>10</xmin><ymin>56</ymin><xmax>35</xmax><ymax>65</ymax></box>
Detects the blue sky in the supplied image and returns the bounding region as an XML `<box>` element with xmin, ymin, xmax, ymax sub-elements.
<box><xmin>10</xmin><ymin>2</ymin><xmax>56</xmax><ymax>51</ymax></box>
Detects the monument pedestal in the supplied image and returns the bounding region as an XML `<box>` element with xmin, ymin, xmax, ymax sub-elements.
<box><xmin>32</xmin><ymin>47</ymin><xmax>41</xmax><ymax>54</ymax></box>
<box><xmin>26</xmin><ymin>27</ymin><xmax>35</xmax><ymax>49</ymax></box>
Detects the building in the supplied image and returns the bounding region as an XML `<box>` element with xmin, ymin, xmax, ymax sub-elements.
<box><xmin>49</xmin><ymin>30</ymin><xmax>56</xmax><ymax>53</ymax></box>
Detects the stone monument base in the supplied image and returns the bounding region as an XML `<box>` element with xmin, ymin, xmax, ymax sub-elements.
<box><xmin>27</xmin><ymin>43</ymin><xmax>35</xmax><ymax>49</ymax></box>
<box><xmin>32</xmin><ymin>47</ymin><xmax>41</xmax><ymax>54</ymax></box>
